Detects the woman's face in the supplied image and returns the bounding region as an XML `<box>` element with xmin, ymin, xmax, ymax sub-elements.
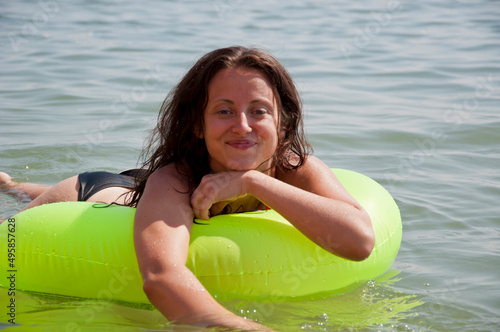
<box><xmin>202</xmin><ymin>67</ymin><xmax>281</xmax><ymax>173</ymax></box>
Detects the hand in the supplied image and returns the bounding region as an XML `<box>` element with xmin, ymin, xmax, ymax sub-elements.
<box><xmin>172</xmin><ymin>311</ymin><xmax>273</xmax><ymax>331</ymax></box>
<box><xmin>190</xmin><ymin>171</ymin><xmax>249</xmax><ymax>220</ymax></box>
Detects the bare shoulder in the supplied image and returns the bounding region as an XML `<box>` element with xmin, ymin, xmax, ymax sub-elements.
<box><xmin>278</xmin><ymin>155</ymin><xmax>335</xmax><ymax>189</ymax></box>
<box><xmin>137</xmin><ymin>164</ymin><xmax>192</xmax><ymax>219</ymax></box>
<box><xmin>135</xmin><ymin>163</ymin><xmax>194</xmax><ymax>229</ymax></box>
<box><xmin>145</xmin><ymin>164</ymin><xmax>190</xmax><ymax>194</ymax></box>
<box><xmin>278</xmin><ymin>156</ymin><xmax>360</xmax><ymax>206</ymax></box>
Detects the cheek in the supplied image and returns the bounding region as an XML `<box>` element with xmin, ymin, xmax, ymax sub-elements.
<box><xmin>266</xmin><ymin>128</ymin><xmax>280</xmax><ymax>151</ymax></box>
<box><xmin>202</xmin><ymin>121</ymin><xmax>219</xmax><ymax>142</ymax></box>
<box><xmin>203</xmin><ymin>133</ymin><xmax>219</xmax><ymax>154</ymax></box>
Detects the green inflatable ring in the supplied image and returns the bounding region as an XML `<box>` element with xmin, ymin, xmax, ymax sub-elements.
<box><xmin>0</xmin><ymin>169</ymin><xmax>401</xmax><ymax>303</ymax></box>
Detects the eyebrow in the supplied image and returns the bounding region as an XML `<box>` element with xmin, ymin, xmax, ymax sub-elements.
<box><xmin>211</xmin><ymin>98</ymin><xmax>273</xmax><ymax>105</ymax></box>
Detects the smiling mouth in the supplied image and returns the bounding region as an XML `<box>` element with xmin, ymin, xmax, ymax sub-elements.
<box><xmin>227</xmin><ymin>140</ymin><xmax>256</xmax><ymax>150</ymax></box>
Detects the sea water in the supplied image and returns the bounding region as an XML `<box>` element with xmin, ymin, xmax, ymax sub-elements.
<box><xmin>1</xmin><ymin>0</ymin><xmax>499</xmax><ymax>330</ymax></box>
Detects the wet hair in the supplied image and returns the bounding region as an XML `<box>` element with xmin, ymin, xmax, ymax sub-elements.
<box><xmin>127</xmin><ymin>46</ymin><xmax>312</xmax><ymax>207</ymax></box>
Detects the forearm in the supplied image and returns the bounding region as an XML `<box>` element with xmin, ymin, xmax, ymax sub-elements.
<box><xmin>244</xmin><ymin>171</ymin><xmax>374</xmax><ymax>261</ymax></box>
<box><xmin>143</xmin><ymin>266</ymin><xmax>265</xmax><ymax>330</ymax></box>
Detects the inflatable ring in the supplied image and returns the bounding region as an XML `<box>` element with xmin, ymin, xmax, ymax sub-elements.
<box><xmin>0</xmin><ymin>169</ymin><xmax>401</xmax><ymax>303</ymax></box>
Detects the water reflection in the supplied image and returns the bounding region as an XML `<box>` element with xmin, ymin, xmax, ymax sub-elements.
<box><xmin>1</xmin><ymin>271</ymin><xmax>423</xmax><ymax>331</ymax></box>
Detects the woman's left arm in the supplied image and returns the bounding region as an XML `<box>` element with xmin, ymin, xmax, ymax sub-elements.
<box><xmin>192</xmin><ymin>156</ymin><xmax>375</xmax><ymax>261</ymax></box>
<box><xmin>246</xmin><ymin>156</ymin><xmax>374</xmax><ymax>261</ymax></box>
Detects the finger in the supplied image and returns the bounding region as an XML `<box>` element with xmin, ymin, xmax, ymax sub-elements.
<box><xmin>191</xmin><ymin>187</ymin><xmax>214</xmax><ymax>220</ymax></box>
<box><xmin>195</xmin><ymin>196</ymin><xmax>212</xmax><ymax>220</ymax></box>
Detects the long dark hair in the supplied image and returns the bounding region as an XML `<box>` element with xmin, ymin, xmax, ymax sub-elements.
<box><xmin>127</xmin><ymin>46</ymin><xmax>312</xmax><ymax>207</ymax></box>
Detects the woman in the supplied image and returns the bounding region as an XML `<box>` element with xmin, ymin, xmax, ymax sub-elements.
<box><xmin>1</xmin><ymin>46</ymin><xmax>374</xmax><ymax>329</ymax></box>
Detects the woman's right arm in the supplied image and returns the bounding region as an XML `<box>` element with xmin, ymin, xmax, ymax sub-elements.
<box><xmin>133</xmin><ymin>165</ymin><xmax>266</xmax><ymax>330</ymax></box>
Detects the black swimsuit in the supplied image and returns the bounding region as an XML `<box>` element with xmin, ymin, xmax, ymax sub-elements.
<box><xmin>77</xmin><ymin>169</ymin><xmax>145</xmax><ymax>201</ymax></box>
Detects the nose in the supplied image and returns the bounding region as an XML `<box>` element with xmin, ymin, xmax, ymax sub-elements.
<box><xmin>232</xmin><ymin>112</ymin><xmax>252</xmax><ymax>135</ymax></box>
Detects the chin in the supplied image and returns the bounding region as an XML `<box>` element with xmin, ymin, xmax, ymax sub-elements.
<box><xmin>212</xmin><ymin>154</ymin><xmax>273</xmax><ymax>172</ymax></box>
<box><xmin>226</xmin><ymin>164</ymin><xmax>256</xmax><ymax>171</ymax></box>
<box><xmin>223</xmin><ymin>158</ymin><xmax>259</xmax><ymax>171</ymax></box>
<box><xmin>231</xmin><ymin>160</ymin><xmax>273</xmax><ymax>172</ymax></box>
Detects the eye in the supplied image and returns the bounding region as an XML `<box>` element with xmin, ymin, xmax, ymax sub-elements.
<box><xmin>216</xmin><ymin>108</ymin><xmax>232</xmax><ymax>115</ymax></box>
<box><xmin>252</xmin><ymin>108</ymin><xmax>269</xmax><ymax>116</ymax></box>
<box><xmin>213</xmin><ymin>105</ymin><xmax>232</xmax><ymax>115</ymax></box>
